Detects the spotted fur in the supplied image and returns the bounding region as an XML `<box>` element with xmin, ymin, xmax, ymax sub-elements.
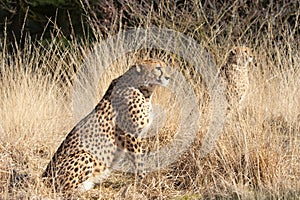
<box><xmin>221</xmin><ymin>46</ymin><xmax>253</xmax><ymax>106</ymax></box>
<box><xmin>42</xmin><ymin>59</ymin><xmax>170</xmax><ymax>192</ymax></box>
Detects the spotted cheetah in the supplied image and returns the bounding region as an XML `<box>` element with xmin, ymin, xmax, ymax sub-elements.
<box><xmin>221</xmin><ymin>46</ymin><xmax>253</xmax><ymax>107</ymax></box>
<box><xmin>42</xmin><ymin>59</ymin><xmax>170</xmax><ymax>192</ymax></box>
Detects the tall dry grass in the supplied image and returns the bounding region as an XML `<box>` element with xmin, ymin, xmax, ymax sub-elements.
<box><xmin>0</xmin><ymin>1</ymin><xmax>299</xmax><ymax>199</ymax></box>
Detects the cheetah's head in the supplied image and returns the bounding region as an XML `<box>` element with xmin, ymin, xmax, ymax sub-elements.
<box><xmin>229</xmin><ymin>46</ymin><xmax>253</xmax><ymax>66</ymax></box>
<box><xmin>134</xmin><ymin>59</ymin><xmax>170</xmax><ymax>87</ymax></box>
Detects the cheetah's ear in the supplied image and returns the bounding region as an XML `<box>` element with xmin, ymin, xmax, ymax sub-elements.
<box><xmin>135</xmin><ymin>64</ymin><xmax>142</xmax><ymax>73</ymax></box>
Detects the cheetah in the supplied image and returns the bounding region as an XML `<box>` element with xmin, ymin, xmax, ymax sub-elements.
<box><xmin>221</xmin><ymin>46</ymin><xmax>253</xmax><ymax>107</ymax></box>
<box><xmin>42</xmin><ymin>59</ymin><xmax>170</xmax><ymax>192</ymax></box>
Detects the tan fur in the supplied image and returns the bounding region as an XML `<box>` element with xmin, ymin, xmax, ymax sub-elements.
<box><xmin>221</xmin><ymin>46</ymin><xmax>253</xmax><ymax>107</ymax></box>
<box><xmin>42</xmin><ymin>59</ymin><xmax>170</xmax><ymax>192</ymax></box>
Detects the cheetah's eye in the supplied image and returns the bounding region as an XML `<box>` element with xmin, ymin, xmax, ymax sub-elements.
<box><xmin>230</xmin><ymin>50</ymin><xmax>236</xmax><ymax>56</ymax></box>
<box><xmin>155</xmin><ymin>67</ymin><xmax>163</xmax><ymax>76</ymax></box>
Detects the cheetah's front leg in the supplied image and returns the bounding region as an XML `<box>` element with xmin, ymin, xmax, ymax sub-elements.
<box><xmin>128</xmin><ymin>137</ymin><xmax>147</xmax><ymax>179</ymax></box>
<box><xmin>114</xmin><ymin>130</ymin><xmax>147</xmax><ymax>178</ymax></box>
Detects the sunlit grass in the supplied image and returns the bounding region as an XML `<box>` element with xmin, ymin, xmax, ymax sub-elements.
<box><xmin>0</xmin><ymin>1</ymin><xmax>299</xmax><ymax>199</ymax></box>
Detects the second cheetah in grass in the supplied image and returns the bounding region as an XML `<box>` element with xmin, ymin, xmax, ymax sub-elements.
<box><xmin>221</xmin><ymin>46</ymin><xmax>253</xmax><ymax>107</ymax></box>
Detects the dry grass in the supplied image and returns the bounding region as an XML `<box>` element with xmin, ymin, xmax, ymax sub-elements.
<box><xmin>0</xmin><ymin>1</ymin><xmax>300</xmax><ymax>199</ymax></box>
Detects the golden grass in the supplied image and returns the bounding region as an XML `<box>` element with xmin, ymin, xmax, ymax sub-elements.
<box><xmin>0</xmin><ymin>2</ymin><xmax>299</xmax><ymax>199</ymax></box>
